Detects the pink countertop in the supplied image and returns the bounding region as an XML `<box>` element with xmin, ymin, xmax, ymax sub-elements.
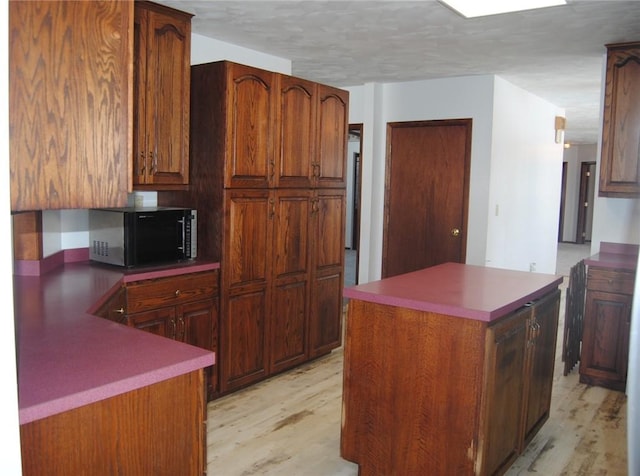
<box><xmin>14</xmin><ymin>255</ymin><xmax>220</xmax><ymax>425</ymax></box>
<box><xmin>583</xmin><ymin>242</ymin><xmax>639</xmax><ymax>271</ymax></box>
<box><xmin>344</xmin><ymin>262</ymin><xmax>563</xmax><ymax>322</ymax></box>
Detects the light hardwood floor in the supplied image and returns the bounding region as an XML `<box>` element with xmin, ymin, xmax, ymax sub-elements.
<box><xmin>207</xmin><ymin>254</ymin><xmax>627</xmax><ymax>475</ymax></box>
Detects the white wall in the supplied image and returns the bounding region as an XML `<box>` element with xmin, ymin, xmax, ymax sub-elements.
<box><xmin>485</xmin><ymin>77</ymin><xmax>565</xmax><ymax>273</ymax></box>
<box><xmin>3</xmin><ymin>2</ymin><xmax>25</xmax><ymax>470</ymax></box>
<box><xmin>191</xmin><ymin>33</ymin><xmax>291</xmax><ymax>73</ymax></box>
<box><xmin>347</xmin><ymin>74</ymin><xmax>563</xmax><ymax>282</ymax></box>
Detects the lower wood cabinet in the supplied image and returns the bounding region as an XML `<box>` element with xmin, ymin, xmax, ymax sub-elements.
<box><xmin>20</xmin><ymin>370</ymin><xmax>205</xmax><ymax>476</ymax></box>
<box><xmin>218</xmin><ymin>188</ymin><xmax>345</xmax><ymax>395</ymax></box>
<box><xmin>341</xmin><ymin>288</ymin><xmax>560</xmax><ymax>476</ymax></box>
<box><xmin>580</xmin><ymin>266</ymin><xmax>634</xmax><ymax>391</ymax></box>
<box><xmin>96</xmin><ymin>270</ymin><xmax>219</xmax><ymax>399</ymax></box>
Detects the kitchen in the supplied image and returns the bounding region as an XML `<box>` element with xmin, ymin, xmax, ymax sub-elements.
<box><xmin>4</xmin><ymin>1</ymin><xmax>640</xmax><ymax>474</ymax></box>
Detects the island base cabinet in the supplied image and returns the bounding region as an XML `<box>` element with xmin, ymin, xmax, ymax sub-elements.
<box><xmin>341</xmin><ymin>288</ymin><xmax>560</xmax><ymax>476</ymax></box>
<box><xmin>20</xmin><ymin>370</ymin><xmax>206</xmax><ymax>476</ymax></box>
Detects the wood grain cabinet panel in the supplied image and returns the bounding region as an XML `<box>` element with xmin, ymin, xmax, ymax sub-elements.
<box><xmin>9</xmin><ymin>0</ymin><xmax>133</xmax><ymax>211</ymax></box>
<box><xmin>20</xmin><ymin>371</ymin><xmax>205</xmax><ymax>476</ymax></box>
<box><xmin>133</xmin><ymin>1</ymin><xmax>192</xmax><ymax>189</ymax></box>
<box><xmin>599</xmin><ymin>41</ymin><xmax>640</xmax><ymax>197</ymax></box>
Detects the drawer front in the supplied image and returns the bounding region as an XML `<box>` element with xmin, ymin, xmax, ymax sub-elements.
<box><xmin>126</xmin><ymin>270</ymin><xmax>219</xmax><ymax>313</ymax></box>
<box><xmin>587</xmin><ymin>267</ymin><xmax>635</xmax><ymax>295</ymax></box>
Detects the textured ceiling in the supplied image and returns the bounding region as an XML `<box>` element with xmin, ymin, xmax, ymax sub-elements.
<box><xmin>157</xmin><ymin>0</ymin><xmax>640</xmax><ymax>144</ymax></box>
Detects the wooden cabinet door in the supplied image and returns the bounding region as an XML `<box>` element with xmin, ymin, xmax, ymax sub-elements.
<box><xmin>599</xmin><ymin>42</ymin><xmax>640</xmax><ymax>198</ymax></box>
<box><xmin>179</xmin><ymin>298</ymin><xmax>218</xmax><ymax>399</ymax></box>
<box><xmin>9</xmin><ymin>0</ymin><xmax>132</xmax><ymax>211</ymax></box>
<box><xmin>580</xmin><ymin>289</ymin><xmax>632</xmax><ymax>390</ymax></box>
<box><xmin>128</xmin><ymin>307</ymin><xmax>176</xmax><ymax>338</ymax></box>
<box><xmin>224</xmin><ymin>64</ymin><xmax>278</xmax><ymax>188</ymax></box>
<box><xmin>315</xmin><ymin>84</ymin><xmax>349</xmax><ymax>188</ymax></box>
<box><xmin>521</xmin><ymin>289</ymin><xmax>560</xmax><ymax>449</ymax></box>
<box><xmin>178</xmin><ymin>299</ymin><xmax>216</xmax><ymax>349</ymax></box>
<box><xmin>223</xmin><ymin>190</ymin><xmax>273</xmax><ymax>290</ymax></box>
<box><xmin>134</xmin><ymin>2</ymin><xmax>191</xmax><ymax>188</ymax></box>
<box><xmin>223</xmin><ymin>288</ymin><xmax>269</xmax><ymax>393</ymax></box>
<box><xmin>309</xmin><ymin>189</ymin><xmax>345</xmax><ymax>357</ymax></box>
<box><xmin>482</xmin><ymin>307</ymin><xmax>529</xmax><ymax>476</ymax></box>
<box><xmin>277</xmin><ymin>76</ymin><xmax>317</xmax><ymax>188</ymax></box>
<box><xmin>221</xmin><ymin>190</ymin><xmax>272</xmax><ymax>392</ymax></box>
<box><xmin>270</xmin><ymin>190</ymin><xmax>312</xmax><ymax>372</ymax></box>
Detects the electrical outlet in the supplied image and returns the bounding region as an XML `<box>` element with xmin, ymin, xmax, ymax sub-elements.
<box><xmin>529</xmin><ymin>262</ymin><xmax>536</xmax><ymax>272</ymax></box>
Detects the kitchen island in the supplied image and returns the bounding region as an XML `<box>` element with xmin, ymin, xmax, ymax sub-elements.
<box><xmin>14</xmin><ymin>250</ymin><xmax>218</xmax><ymax>475</ymax></box>
<box><xmin>340</xmin><ymin>262</ymin><xmax>562</xmax><ymax>476</ymax></box>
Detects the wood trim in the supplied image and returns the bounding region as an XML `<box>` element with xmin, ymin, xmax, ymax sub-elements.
<box><xmin>12</xmin><ymin>211</ymin><xmax>43</xmax><ymax>261</ymax></box>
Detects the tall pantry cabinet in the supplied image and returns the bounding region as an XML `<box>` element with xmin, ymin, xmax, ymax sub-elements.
<box><xmin>160</xmin><ymin>61</ymin><xmax>349</xmax><ymax>396</ymax></box>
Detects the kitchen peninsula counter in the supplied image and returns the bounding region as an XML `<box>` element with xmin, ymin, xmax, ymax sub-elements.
<box><xmin>15</xmin><ymin>256</ymin><xmax>218</xmax><ymax>424</ymax></box>
<box><xmin>15</xmin><ymin>253</ymin><xmax>220</xmax><ymax>475</ymax></box>
<box><xmin>341</xmin><ymin>262</ymin><xmax>563</xmax><ymax>476</ymax></box>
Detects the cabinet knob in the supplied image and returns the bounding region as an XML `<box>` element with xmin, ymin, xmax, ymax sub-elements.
<box><xmin>112</xmin><ymin>307</ymin><xmax>125</xmax><ymax>314</ymax></box>
<box><xmin>451</xmin><ymin>228</ymin><xmax>460</xmax><ymax>237</ymax></box>
<box><xmin>175</xmin><ymin>289</ymin><xmax>181</xmax><ymax>297</ymax></box>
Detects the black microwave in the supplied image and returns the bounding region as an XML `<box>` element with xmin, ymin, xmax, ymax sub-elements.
<box><xmin>89</xmin><ymin>207</ymin><xmax>197</xmax><ymax>268</ymax></box>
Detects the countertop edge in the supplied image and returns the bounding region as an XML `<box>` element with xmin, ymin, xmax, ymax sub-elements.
<box><xmin>19</xmin><ymin>352</ymin><xmax>214</xmax><ymax>425</ymax></box>
<box><xmin>344</xmin><ymin>264</ymin><xmax>563</xmax><ymax>322</ymax></box>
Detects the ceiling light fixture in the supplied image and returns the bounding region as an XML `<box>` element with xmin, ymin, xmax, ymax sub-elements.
<box><xmin>440</xmin><ymin>0</ymin><xmax>566</xmax><ymax>18</ymax></box>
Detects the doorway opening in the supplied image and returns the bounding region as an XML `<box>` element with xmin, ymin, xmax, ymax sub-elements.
<box><xmin>345</xmin><ymin>124</ymin><xmax>362</xmax><ymax>286</ymax></box>
<box><xmin>576</xmin><ymin>161</ymin><xmax>596</xmax><ymax>244</ymax></box>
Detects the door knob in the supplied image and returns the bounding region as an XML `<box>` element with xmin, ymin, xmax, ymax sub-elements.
<box><xmin>451</xmin><ymin>228</ymin><xmax>460</xmax><ymax>237</ymax></box>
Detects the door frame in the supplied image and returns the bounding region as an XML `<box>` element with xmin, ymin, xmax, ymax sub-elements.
<box><xmin>558</xmin><ymin>161</ymin><xmax>568</xmax><ymax>242</ymax></box>
<box><xmin>348</xmin><ymin>123</ymin><xmax>363</xmax><ymax>284</ymax></box>
<box><xmin>576</xmin><ymin>161</ymin><xmax>596</xmax><ymax>244</ymax></box>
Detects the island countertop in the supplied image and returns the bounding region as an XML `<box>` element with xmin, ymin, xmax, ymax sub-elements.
<box><xmin>14</xmin><ymin>254</ymin><xmax>219</xmax><ymax>425</ymax></box>
<box><xmin>344</xmin><ymin>262</ymin><xmax>563</xmax><ymax>322</ymax></box>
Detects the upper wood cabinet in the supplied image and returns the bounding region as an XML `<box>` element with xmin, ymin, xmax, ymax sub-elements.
<box><xmin>599</xmin><ymin>41</ymin><xmax>640</xmax><ymax>198</ymax></box>
<box><xmin>192</xmin><ymin>61</ymin><xmax>348</xmax><ymax>189</ymax></box>
<box><xmin>316</xmin><ymin>84</ymin><xmax>349</xmax><ymax>188</ymax></box>
<box><xmin>9</xmin><ymin>0</ymin><xmax>133</xmax><ymax>211</ymax></box>
<box><xmin>224</xmin><ymin>63</ymin><xmax>278</xmax><ymax>188</ymax></box>
<box><xmin>133</xmin><ymin>1</ymin><xmax>192</xmax><ymax>189</ymax></box>
<box><xmin>278</xmin><ymin>76</ymin><xmax>317</xmax><ymax>188</ymax></box>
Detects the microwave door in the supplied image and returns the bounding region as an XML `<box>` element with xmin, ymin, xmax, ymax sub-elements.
<box><xmin>133</xmin><ymin>211</ymin><xmax>184</xmax><ymax>266</ymax></box>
